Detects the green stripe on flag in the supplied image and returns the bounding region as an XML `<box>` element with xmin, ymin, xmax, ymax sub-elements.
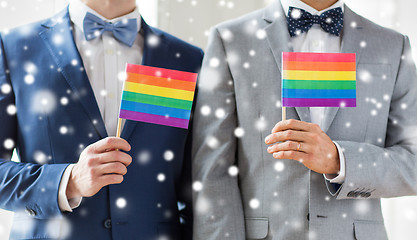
<box><xmin>122</xmin><ymin>91</ymin><xmax>193</xmax><ymax>110</ymax></box>
<box><xmin>282</xmin><ymin>79</ymin><xmax>356</xmax><ymax>90</ymax></box>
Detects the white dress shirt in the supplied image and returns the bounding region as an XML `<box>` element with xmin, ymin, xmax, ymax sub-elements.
<box><xmin>58</xmin><ymin>0</ymin><xmax>144</xmax><ymax>212</ymax></box>
<box><xmin>281</xmin><ymin>0</ymin><xmax>346</xmax><ymax>183</ymax></box>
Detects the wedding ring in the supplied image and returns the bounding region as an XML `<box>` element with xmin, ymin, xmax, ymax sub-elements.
<box><xmin>296</xmin><ymin>142</ymin><xmax>301</xmax><ymax>151</ymax></box>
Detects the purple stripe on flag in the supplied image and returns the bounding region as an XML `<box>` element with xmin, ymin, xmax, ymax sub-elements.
<box><xmin>119</xmin><ymin>109</ymin><xmax>190</xmax><ymax>129</ymax></box>
<box><xmin>282</xmin><ymin>98</ymin><xmax>356</xmax><ymax>107</ymax></box>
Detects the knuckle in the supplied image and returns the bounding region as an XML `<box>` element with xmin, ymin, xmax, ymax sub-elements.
<box><xmin>285</xmin><ymin>130</ymin><xmax>293</xmax><ymax>138</ymax></box>
<box><xmin>288</xmin><ymin>119</ymin><xmax>296</xmax><ymax>125</ymax></box>
<box><xmin>86</xmin><ymin>157</ymin><xmax>96</xmax><ymax>167</ymax></box>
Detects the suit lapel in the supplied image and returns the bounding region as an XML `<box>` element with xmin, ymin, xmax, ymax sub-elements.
<box><xmin>39</xmin><ymin>9</ymin><xmax>107</xmax><ymax>138</ymax></box>
<box><xmin>321</xmin><ymin>5</ymin><xmax>364</xmax><ymax>133</ymax></box>
<box><xmin>120</xmin><ymin>19</ymin><xmax>168</xmax><ymax>140</ymax></box>
<box><xmin>263</xmin><ymin>2</ymin><xmax>311</xmax><ymax>122</ymax></box>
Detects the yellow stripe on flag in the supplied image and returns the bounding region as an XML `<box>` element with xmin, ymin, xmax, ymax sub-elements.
<box><xmin>124</xmin><ymin>81</ymin><xmax>194</xmax><ymax>101</ymax></box>
<box><xmin>283</xmin><ymin>70</ymin><xmax>356</xmax><ymax>81</ymax></box>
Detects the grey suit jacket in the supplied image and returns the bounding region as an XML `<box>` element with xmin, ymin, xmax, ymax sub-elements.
<box><xmin>192</xmin><ymin>1</ymin><xmax>417</xmax><ymax>240</ymax></box>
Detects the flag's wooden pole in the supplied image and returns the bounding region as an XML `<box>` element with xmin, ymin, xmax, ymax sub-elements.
<box><xmin>116</xmin><ymin>118</ymin><xmax>123</xmax><ymax>138</ymax></box>
<box><xmin>282</xmin><ymin>106</ymin><xmax>286</xmax><ymax>121</ymax></box>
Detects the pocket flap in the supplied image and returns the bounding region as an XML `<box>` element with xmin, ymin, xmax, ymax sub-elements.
<box><xmin>245</xmin><ymin>217</ymin><xmax>269</xmax><ymax>239</ymax></box>
<box><xmin>354</xmin><ymin>220</ymin><xmax>388</xmax><ymax>240</ymax></box>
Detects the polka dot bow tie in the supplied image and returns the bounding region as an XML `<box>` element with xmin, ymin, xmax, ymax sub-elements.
<box><xmin>286</xmin><ymin>7</ymin><xmax>344</xmax><ymax>37</ymax></box>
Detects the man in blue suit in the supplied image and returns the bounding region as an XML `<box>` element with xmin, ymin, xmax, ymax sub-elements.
<box><xmin>0</xmin><ymin>0</ymin><xmax>203</xmax><ymax>239</ymax></box>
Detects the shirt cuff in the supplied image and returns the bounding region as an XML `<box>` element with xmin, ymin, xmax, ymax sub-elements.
<box><xmin>58</xmin><ymin>164</ymin><xmax>82</xmax><ymax>212</ymax></box>
<box><xmin>323</xmin><ymin>141</ymin><xmax>346</xmax><ymax>184</ymax></box>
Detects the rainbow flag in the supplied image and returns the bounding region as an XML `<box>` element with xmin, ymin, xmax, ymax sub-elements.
<box><xmin>282</xmin><ymin>52</ymin><xmax>356</xmax><ymax>107</ymax></box>
<box><xmin>119</xmin><ymin>64</ymin><xmax>198</xmax><ymax>129</ymax></box>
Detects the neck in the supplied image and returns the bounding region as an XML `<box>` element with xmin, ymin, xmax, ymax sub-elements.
<box><xmin>81</xmin><ymin>0</ymin><xmax>136</xmax><ymax>19</ymax></box>
<box><xmin>300</xmin><ymin>0</ymin><xmax>339</xmax><ymax>11</ymax></box>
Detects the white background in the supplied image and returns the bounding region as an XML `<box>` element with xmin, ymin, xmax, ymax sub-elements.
<box><xmin>0</xmin><ymin>0</ymin><xmax>416</xmax><ymax>239</ymax></box>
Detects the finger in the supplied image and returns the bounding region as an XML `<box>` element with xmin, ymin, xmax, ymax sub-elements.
<box><xmin>97</xmin><ymin>151</ymin><xmax>133</xmax><ymax>166</ymax></box>
<box><xmin>272</xmin><ymin>150</ymin><xmax>308</xmax><ymax>162</ymax></box>
<box><xmin>100</xmin><ymin>174</ymin><xmax>124</xmax><ymax>187</ymax></box>
<box><xmin>97</xmin><ymin>162</ymin><xmax>128</xmax><ymax>175</ymax></box>
<box><xmin>271</xmin><ymin>119</ymin><xmax>320</xmax><ymax>134</ymax></box>
<box><xmin>92</xmin><ymin>137</ymin><xmax>131</xmax><ymax>153</ymax></box>
<box><xmin>267</xmin><ymin>141</ymin><xmax>308</xmax><ymax>154</ymax></box>
<box><xmin>265</xmin><ymin>130</ymin><xmax>311</xmax><ymax>145</ymax></box>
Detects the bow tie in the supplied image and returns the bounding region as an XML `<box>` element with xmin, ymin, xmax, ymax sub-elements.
<box><xmin>83</xmin><ymin>12</ymin><xmax>138</xmax><ymax>47</ymax></box>
<box><xmin>286</xmin><ymin>7</ymin><xmax>344</xmax><ymax>37</ymax></box>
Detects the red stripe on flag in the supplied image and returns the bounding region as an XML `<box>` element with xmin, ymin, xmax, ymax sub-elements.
<box><xmin>126</xmin><ymin>64</ymin><xmax>198</xmax><ymax>83</ymax></box>
<box><xmin>283</xmin><ymin>52</ymin><xmax>356</xmax><ymax>62</ymax></box>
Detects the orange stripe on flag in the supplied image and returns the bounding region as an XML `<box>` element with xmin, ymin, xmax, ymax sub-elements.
<box><xmin>126</xmin><ymin>72</ymin><xmax>197</xmax><ymax>92</ymax></box>
<box><xmin>283</xmin><ymin>61</ymin><xmax>356</xmax><ymax>71</ymax></box>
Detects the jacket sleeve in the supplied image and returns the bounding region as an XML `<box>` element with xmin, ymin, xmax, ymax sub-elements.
<box><xmin>328</xmin><ymin>36</ymin><xmax>417</xmax><ymax>199</ymax></box>
<box><xmin>0</xmin><ymin>35</ymin><xmax>69</xmax><ymax>219</ymax></box>
<box><xmin>192</xmin><ymin>28</ymin><xmax>245</xmax><ymax>240</ymax></box>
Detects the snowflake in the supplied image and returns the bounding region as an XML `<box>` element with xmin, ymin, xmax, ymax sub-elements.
<box><xmin>249</xmin><ymin>50</ymin><xmax>256</xmax><ymax>56</ymax></box>
<box><xmin>359</xmin><ymin>70</ymin><xmax>372</xmax><ymax>83</ymax></box>
<box><xmin>52</xmin><ymin>34</ymin><xmax>64</xmax><ymax>45</ymax></box>
<box><xmin>3</xmin><ymin>138</ymin><xmax>14</xmax><ymax>150</ymax></box>
<box><xmin>163</xmin><ymin>150</ymin><xmax>174</xmax><ymax>161</ymax></box>
<box><xmin>215</xmin><ymin>108</ymin><xmax>226</xmax><ymax>119</ymax></box>
<box><xmin>1</xmin><ymin>83</ymin><xmax>11</xmax><ymax>94</ymax></box>
<box><xmin>138</xmin><ymin>150</ymin><xmax>151</xmax><ymax>165</ymax></box>
<box><xmin>274</xmin><ymin>161</ymin><xmax>285</xmax><ymax>172</ymax></box>
<box><xmin>256</xmin><ymin>29</ymin><xmax>267</xmax><ymax>39</ymax></box>
<box><xmin>200</xmin><ymin>105</ymin><xmax>211</xmax><ymax>116</ymax></box>
<box><xmin>354</xmin><ymin>200</ymin><xmax>370</xmax><ymax>215</ymax></box>
<box><xmin>60</xmin><ymin>97</ymin><xmax>69</xmax><ymax>105</ymax></box>
<box><xmin>33</xmin><ymin>150</ymin><xmax>47</xmax><ymax>164</ymax></box>
<box><xmin>249</xmin><ymin>198</ymin><xmax>260</xmax><ymax>209</ymax></box>
<box><xmin>117</xmin><ymin>71</ymin><xmax>127</xmax><ymax>82</ymax></box>
<box><xmin>24</xmin><ymin>74</ymin><xmax>35</xmax><ymax>85</ymax></box>
<box><xmin>255</xmin><ymin>116</ymin><xmax>267</xmax><ymax>131</ymax></box>
<box><xmin>157</xmin><ymin>173</ymin><xmax>166</xmax><ymax>182</ymax></box>
<box><xmin>234</xmin><ymin>127</ymin><xmax>245</xmax><ymax>138</ymax></box>
<box><xmin>47</xmin><ymin>217</ymin><xmax>71</xmax><ymax>239</ymax></box>
<box><xmin>360</xmin><ymin>41</ymin><xmax>367</xmax><ymax>48</ymax></box>
<box><xmin>192</xmin><ymin>181</ymin><xmax>203</xmax><ymax>192</ymax></box>
<box><xmin>147</xmin><ymin>35</ymin><xmax>160</xmax><ymax>47</ymax></box>
<box><xmin>7</xmin><ymin>104</ymin><xmax>16</xmax><ymax>115</ymax></box>
<box><xmin>59</xmin><ymin>126</ymin><xmax>68</xmax><ymax>135</ymax></box>
<box><xmin>31</xmin><ymin>90</ymin><xmax>57</xmax><ymax>114</ymax></box>
<box><xmin>206</xmin><ymin>136</ymin><xmax>220</xmax><ymax>149</ymax></box>
<box><xmin>220</xmin><ymin>28</ymin><xmax>233</xmax><ymax>42</ymax></box>
<box><xmin>195</xmin><ymin>196</ymin><xmax>211</xmax><ymax>214</ymax></box>
<box><xmin>228</xmin><ymin>165</ymin><xmax>239</xmax><ymax>176</ymax></box>
<box><xmin>116</xmin><ymin>197</ymin><xmax>127</xmax><ymax>208</ymax></box>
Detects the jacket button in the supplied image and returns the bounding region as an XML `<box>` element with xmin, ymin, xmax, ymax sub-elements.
<box><xmin>25</xmin><ymin>208</ymin><xmax>37</xmax><ymax>217</ymax></box>
<box><xmin>347</xmin><ymin>191</ymin><xmax>355</xmax><ymax>197</ymax></box>
<box><xmin>104</xmin><ymin>219</ymin><xmax>112</xmax><ymax>229</ymax></box>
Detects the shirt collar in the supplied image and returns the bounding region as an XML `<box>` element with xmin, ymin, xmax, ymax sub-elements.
<box><xmin>280</xmin><ymin>0</ymin><xmax>344</xmax><ymax>16</ymax></box>
<box><xmin>68</xmin><ymin>0</ymin><xmax>142</xmax><ymax>33</ymax></box>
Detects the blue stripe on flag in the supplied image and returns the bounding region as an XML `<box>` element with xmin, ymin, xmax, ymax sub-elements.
<box><xmin>120</xmin><ymin>100</ymin><xmax>191</xmax><ymax>120</ymax></box>
<box><xmin>282</xmin><ymin>89</ymin><xmax>356</xmax><ymax>99</ymax></box>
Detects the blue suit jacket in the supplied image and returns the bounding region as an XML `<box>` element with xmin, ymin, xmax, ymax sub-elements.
<box><xmin>0</xmin><ymin>8</ymin><xmax>203</xmax><ymax>240</ymax></box>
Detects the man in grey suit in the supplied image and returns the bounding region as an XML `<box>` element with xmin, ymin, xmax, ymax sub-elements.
<box><xmin>192</xmin><ymin>0</ymin><xmax>417</xmax><ymax>239</ymax></box>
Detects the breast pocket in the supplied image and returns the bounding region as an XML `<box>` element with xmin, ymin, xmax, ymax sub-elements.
<box><xmin>354</xmin><ymin>220</ymin><xmax>388</xmax><ymax>240</ymax></box>
<box><xmin>245</xmin><ymin>217</ymin><xmax>269</xmax><ymax>239</ymax></box>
